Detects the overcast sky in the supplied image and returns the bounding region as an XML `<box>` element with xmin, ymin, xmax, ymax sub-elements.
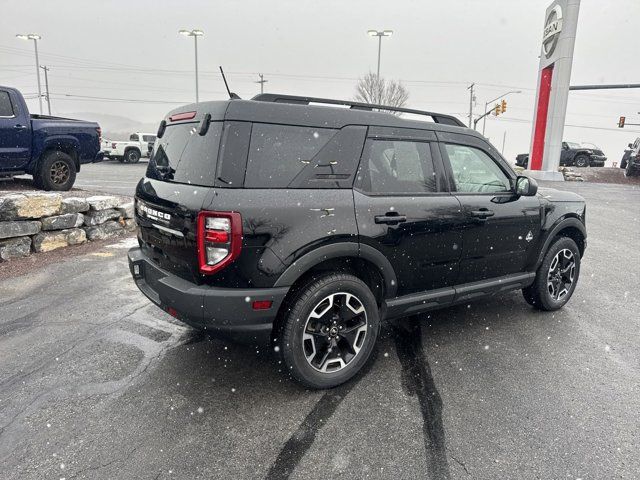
<box><xmin>2</xmin><ymin>0</ymin><xmax>640</xmax><ymax>162</ymax></box>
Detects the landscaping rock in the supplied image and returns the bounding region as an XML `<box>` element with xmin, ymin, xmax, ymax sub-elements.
<box><xmin>0</xmin><ymin>193</ymin><xmax>62</xmax><ymax>220</ymax></box>
<box><xmin>64</xmin><ymin>228</ymin><xmax>87</xmax><ymax>245</ymax></box>
<box><xmin>117</xmin><ymin>202</ymin><xmax>135</xmax><ymax>219</ymax></box>
<box><xmin>32</xmin><ymin>231</ymin><xmax>69</xmax><ymax>253</ymax></box>
<box><xmin>41</xmin><ymin>213</ymin><xmax>84</xmax><ymax>231</ymax></box>
<box><xmin>86</xmin><ymin>195</ymin><xmax>120</xmax><ymax>211</ymax></box>
<box><xmin>85</xmin><ymin>221</ymin><xmax>125</xmax><ymax>241</ymax></box>
<box><xmin>0</xmin><ymin>236</ymin><xmax>32</xmax><ymax>261</ymax></box>
<box><xmin>0</xmin><ymin>221</ymin><xmax>41</xmax><ymax>239</ymax></box>
<box><xmin>61</xmin><ymin>197</ymin><xmax>90</xmax><ymax>214</ymax></box>
<box><xmin>122</xmin><ymin>218</ymin><xmax>137</xmax><ymax>232</ymax></box>
<box><xmin>84</xmin><ymin>209</ymin><xmax>121</xmax><ymax>226</ymax></box>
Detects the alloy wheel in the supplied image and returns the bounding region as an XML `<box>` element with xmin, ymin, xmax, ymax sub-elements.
<box><xmin>547</xmin><ymin>248</ymin><xmax>575</xmax><ymax>301</ymax></box>
<box><xmin>50</xmin><ymin>161</ymin><xmax>70</xmax><ymax>185</ymax></box>
<box><xmin>302</xmin><ymin>292</ymin><xmax>368</xmax><ymax>373</ymax></box>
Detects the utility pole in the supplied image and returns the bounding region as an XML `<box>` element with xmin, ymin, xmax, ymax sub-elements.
<box><xmin>467</xmin><ymin>83</ymin><xmax>475</xmax><ymax>128</ymax></box>
<box><xmin>40</xmin><ymin>65</ymin><xmax>51</xmax><ymax>115</ymax></box>
<box><xmin>255</xmin><ymin>73</ymin><xmax>268</xmax><ymax>94</ymax></box>
<box><xmin>502</xmin><ymin>131</ymin><xmax>507</xmax><ymax>155</ymax></box>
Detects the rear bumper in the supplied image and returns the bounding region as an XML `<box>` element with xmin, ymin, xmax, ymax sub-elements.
<box><xmin>127</xmin><ymin>247</ymin><xmax>289</xmax><ymax>343</ymax></box>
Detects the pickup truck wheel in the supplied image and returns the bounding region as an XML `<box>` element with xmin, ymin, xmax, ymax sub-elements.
<box><xmin>37</xmin><ymin>151</ymin><xmax>76</xmax><ymax>191</ymax></box>
<box><xmin>277</xmin><ymin>273</ymin><xmax>380</xmax><ymax>389</ymax></box>
<box><xmin>574</xmin><ymin>154</ymin><xmax>589</xmax><ymax>167</ymax></box>
<box><xmin>523</xmin><ymin>237</ymin><xmax>581</xmax><ymax>311</ymax></box>
<box><xmin>125</xmin><ymin>149</ymin><xmax>140</xmax><ymax>163</ymax></box>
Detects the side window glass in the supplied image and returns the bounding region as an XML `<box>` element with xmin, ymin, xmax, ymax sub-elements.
<box><xmin>130</xmin><ymin>134</ymin><xmax>139</xmax><ymax>141</ymax></box>
<box><xmin>244</xmin><ymin>123</ymin><xmax>336</xmax><ymax>188</ymax></box>
<box><xmin>0</xmin><ymin>92</ymin><xmax>14</xmax><ymax>117</ymax></box>
<box><xmin>358</xmin><ymin>140</ymin><xmax>437</xmax><ymax>194</ymax></box>
<box><xmin>445</xmin><ymin>144</ymin><xmax>511</xmax><ymax>193</ymax></box>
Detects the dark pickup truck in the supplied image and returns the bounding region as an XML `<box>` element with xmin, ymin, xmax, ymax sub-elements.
<box><xmin>516</xmin><ymin>141</ymin><xmax>607</xmax><ymax>169</ymax></box>
<box><xmin>0</xmin><ymin>86</ymin><xmax>102</xmax><ymax>191</ymax></box>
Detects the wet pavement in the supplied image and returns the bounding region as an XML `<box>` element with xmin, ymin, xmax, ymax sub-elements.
<box><xmin>0</xmin><ymin>181</ymin><xmax>638</xmax><ymax>479</ymax></box>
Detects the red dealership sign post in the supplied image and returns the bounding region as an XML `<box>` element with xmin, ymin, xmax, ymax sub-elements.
<box><xmin>528</xmin><ymin>0</ymin><xmax>581</xmax><ymax>180</ymax></box>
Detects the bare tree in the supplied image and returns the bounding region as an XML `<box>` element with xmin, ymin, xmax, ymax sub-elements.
<box><xmin>354</xmin><ymin>73</ymin><xmax>409</xmax><ymax>113</ymax></box>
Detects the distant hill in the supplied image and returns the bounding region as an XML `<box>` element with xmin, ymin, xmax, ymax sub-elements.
<box><xmin>62</xmin><ymin>112</ymin><xmax>159</xmax><ymax>141</ymax></box>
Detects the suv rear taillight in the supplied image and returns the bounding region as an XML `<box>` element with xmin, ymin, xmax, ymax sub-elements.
<box><xmin>196</xmin><ymin>211</ymin><xmax>242</xmax><ymax>275</ymax></box>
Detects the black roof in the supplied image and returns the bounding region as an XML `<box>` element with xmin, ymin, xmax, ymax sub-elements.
<box><xmin>166</xmin><ymin>93</ymin><xmax>480</xmax><ymax>138</ymax></box>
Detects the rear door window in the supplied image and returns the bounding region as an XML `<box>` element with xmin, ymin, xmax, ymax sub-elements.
<box><xmin>0</xmin><ymin>91</ymin><xmax>14</xmax><ymax>117</ymax></box>
<box><xmin>244</xmin><ymin>123</ymin><xmax>336</xmax><ymax>188</ymax></box>
<box><xmin>147</xmin><ymin>122</ymin><xmax>222</xmax><ymax>187</ymax></box>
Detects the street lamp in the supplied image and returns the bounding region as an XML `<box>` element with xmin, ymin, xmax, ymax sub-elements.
<box><xmin>16</xmin><ymin>33</ymin><xmax>43</xmax><ymax>114</ymax></box>
<box><xmin>367</xmin><ymin>29</ymin><xmax>393</xmax><ymax>78</ymax></box>
<box><xmin>482</xmin><ymin>90</ymin><xmax>521</xmax><ymax>135</ymax></box>
<box><xmin>179</xmin><ymin>29</ymin><xmax>204</xmax><ymax>103</ymax></box>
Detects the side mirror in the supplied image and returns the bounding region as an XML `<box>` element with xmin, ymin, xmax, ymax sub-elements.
<box><xmin>516</xmin><ymin>175</ymin><xmax>538</xmax><ymax>197</ymax></box>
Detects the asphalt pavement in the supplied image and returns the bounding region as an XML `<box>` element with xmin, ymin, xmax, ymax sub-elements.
<box><xmin>73</xmin><ymin>159</ymin><xmax>149</xmax><ymax>196</ymax></box>
<box><xmin>0</xmin><ymin>182</ymin><xmax>639</xmax><ymax>479</ymax></box>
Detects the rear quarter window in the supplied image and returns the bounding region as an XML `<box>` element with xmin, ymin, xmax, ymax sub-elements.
<box><xmin>244</xmin><ymin>123</ymin><xmax>336</xmax><ymax>188</ymax></box>
<box><xmin>146</xmin><ymin>122</ymin><xmax>222</xmax><ymax>187</ymax></box>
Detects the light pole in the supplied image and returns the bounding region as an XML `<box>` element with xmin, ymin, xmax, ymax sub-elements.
<box><xmin>367</xmin><ymin>30</ymin><xmax>393</xmax><ymax>78</ymax></box>
<box><xmin>179</xmin><ymin>29</ymin><xmax>204</xmax><ymax>103</ymax></box>
<box><xmin>482</xmin><ymin>90</ymin><xmax>521</xmax><ymax>135</ymax></box>
<box><xmin>16</xmin><ymin>33</ymin><xmax>43</xmax><ymax>114</ymax></box>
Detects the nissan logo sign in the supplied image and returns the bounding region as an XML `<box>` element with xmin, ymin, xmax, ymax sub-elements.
<box><xmin>542</xmin><ymin>5</ymin><xmax>563</xmax><ymax>58</ymax></box>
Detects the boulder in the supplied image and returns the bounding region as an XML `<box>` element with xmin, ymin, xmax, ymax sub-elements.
<box><xmin>86</xmin><ymin>195</ymin><xmax>120</xmax><ymax>211</ymax></box>
<box><xmin>32</xmin><ymin>231</ymin><xmax>69</xmax><ymax>253</ymax></box>
<box><xmin>64</xmin><ymin>228</ymin><xmax>87</xmax><ymax>245</ymax></box>
<box><xmin>0</xmin><ymin>221</ymin><xmax>41</xmax><ymax>239</ymax></box>
<box><xmin>84</xmin><ymin>209</ymin><xmax>121</xmax><ymax>226</ymax></box>
<box><xmin>41</xmin><ymin>213</ymin><xmax>84</xmax><ymax>231</ymax></box>
<box><xmin>117</xmin><ymin>202</ymin><xmax>135</xmax><ymax>219</ymax></box>
<box><xmin>122</xmin><ymin>218</ymin><xmax>137</xmax><ymax>232</ymax></box>
<box><xmin>85</xmin><ymin>221</ymin><xmax>125</xmax><ymax>241</ymax></box>
<box><xmin>61</xmin><ymin>197</ymin><xmax>90</xmax><ymax>214</ymax></box>
<box><xmin>0</xmin><ymin>193</ymin><xmax>62</xmax><ymax>220</ymax></box>
<box><xmin>0</xmin><ymin>236</ymin><xmax>32</xmax><ymax>261</ymax></box>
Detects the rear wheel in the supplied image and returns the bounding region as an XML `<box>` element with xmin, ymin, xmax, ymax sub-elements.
<box><xmin>278</xmin><ymin>273</ymin><xmax>380</xmax><ymax>389</ymax></box>
<box><xmin>125</xmin><ymin>149</ymin><xmax>140</xmax><ymax>163</ymax></box>
<box><xmin>574</xmin><ymin>154</ymin><xmax>589</xmax><ymax>167</ymax></box>
<box><xmin>523</xmin><ymin>237</ymin><xmax>581</xmax><ymax>311</ymax></box>
<box><xmin>36</xmin><ymin>150</ymin><xmax>76</xmax><ymax>191</ymax></box>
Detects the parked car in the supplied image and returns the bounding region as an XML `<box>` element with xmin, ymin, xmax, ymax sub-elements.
<box><xmin>515</xmin><ymin>141</ymin><xmax>606</xmax><ymax>168</ymax></box>
<box><xmin>620</xmin><ymin>146</ymin><xmax>632</xmax><ymax>169</ymax></box>
<box><xmin>106</xmin><ymin>132</ymin><xmax>156</xmax><ymax>163</ymax></box>
<box><xmin>128</xmin><ymin>94</ymin><xmax>587</xmax><ymax>389</ymax></box>
<box><xmin>624</xmin><ymin>137</ymin><xmax>640</xmax><ymax>177</ymax></box>
<box><xmin>0</xmin><ymin>86</ymin><xmax>102</xmax><ymax>191</ymax></box>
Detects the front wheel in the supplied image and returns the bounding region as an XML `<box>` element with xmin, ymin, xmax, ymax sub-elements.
<box><xmin>523</xmin><ymin>237</ymin><xmax>581</xmax><ymax>311</ymax></box>
<box><xmin>125</xmin><ymin>149</ymin><xmax>140</xmax><ymax>163</ymax></box>
<box><xmin>574</xmin><ymin>154</ymin><xmax>589</xmax><ymax>167</ymax></box>
<box><xmin>35</xmin><ymin>150</ymin><xmax>76</xmax><ymax>191</ymax></box>
<box><xmin>278</xmin><ymin>273</ymin><xmax>380</xmax><ymax>389</ymax></box>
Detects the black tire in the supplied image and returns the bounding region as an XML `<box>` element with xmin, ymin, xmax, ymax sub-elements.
<box><xmin>278</xmin><ymin>273</ymin><xmax>380</xmax><ymax>389</ymax></box>
<box><xmin>620</xmin><ymin>158</ymin><xmax>628</xmax><ymax>169</ymax></box>
<box><xmin>125</xmin><ymin>149</ymin><xmax>141</xmax><ymax>163</ymax></box>
<box><xmin>574</xmin><ymin>154</ymin><xmax>589</xmax><ymax>168</ymax></box>
<box><xmin>523</xmin><ymin>237</ymin><xmax>581</xmax><ymax>311</ymax></box>
<box><xmin>36</xmin><ymin>150</ymin><xmax>76</xmax><ymax>191</ymax></box>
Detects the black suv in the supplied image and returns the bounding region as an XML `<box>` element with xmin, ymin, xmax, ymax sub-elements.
<box><xmin>128</xmin><ymin>94</ymin><xmax>587</xmax><ymax>389</ymax></box>
<box><xmin>515</xmin><ymin>141</ymin><xmax>606</xmax><ymax>168</ymax></box>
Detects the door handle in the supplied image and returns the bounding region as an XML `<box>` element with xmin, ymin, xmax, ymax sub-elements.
<box><xmin>14</xmin><ymin>124</ymin><xmax>27</xmax><ymax>130</ymax></box>
<box><xmin>375</xmin><ymin>212</ymin><xmax>407</xmax><ymax>225</ymax></box>
<box><xmin>470</xmin><ymin>209</ymin><xmax>495</xmax><ymax>219</ymax></box>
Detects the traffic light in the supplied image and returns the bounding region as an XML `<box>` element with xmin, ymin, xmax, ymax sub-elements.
<box><xmin>493</xmin><ymin>103</ymin><xmax>500</xmax><ymax>116</ymax></box>
<box><xmin>501</xmin><ymin>99</ymin><xmax>507</xmax><ymax>114</ymax></box>
<box><xmin>618</xmin><ymin>116</ymin><xmax>626</xmax><ymax>128</ymax></box>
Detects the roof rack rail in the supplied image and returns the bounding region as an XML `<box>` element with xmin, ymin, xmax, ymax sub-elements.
<box><xmin>251</xmin><ymin>93</ymin><xmax>466</xmax><ymax>127</ymax></box>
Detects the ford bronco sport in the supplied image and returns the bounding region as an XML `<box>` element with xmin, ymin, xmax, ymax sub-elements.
<box><xmin>128</xmin><ymin>94</ymin><xmax>587</xmax><ymax>389</ymax></box>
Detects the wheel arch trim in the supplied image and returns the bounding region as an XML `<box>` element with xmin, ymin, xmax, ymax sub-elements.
<box><xmin>536</xmin><ymin>216</ymin><xmax>586</xmax><ymax>268</ymax></box>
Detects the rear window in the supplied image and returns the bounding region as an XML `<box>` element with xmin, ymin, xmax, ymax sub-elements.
<box><xmin>143</xmin><ymin>135</ymin><xmax>156</xmax><ymax>142</ymax></box>
<box><xmin>244</xmin><ymin>123</ymin><xmax>336</xmax><ymax>188</ymax></box>
<box><xmin>0</xmin><ymin>91</ymin><xmax>14</xmax><ymax>117</ymax></box>
<box><xmin>146</xmin><ymin>122</ymin><xmax>222</xmax><ymax>187</ymax></box>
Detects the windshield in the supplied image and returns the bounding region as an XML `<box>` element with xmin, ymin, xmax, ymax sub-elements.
<box><xmin>146</xmin><ymin>122</ymin><xmax>222</xmax><ymax>186</ymax></box>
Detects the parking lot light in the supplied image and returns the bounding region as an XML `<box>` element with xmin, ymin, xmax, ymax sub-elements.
<box><xmin>367</xmin><ymin>29</ymin><xmax>394</xmax><ymax>78</ymax></box>
<box><xmin>179</xmin><ymin>29</ymin><xmax>204</xmax><ymax>102</ymax></box>
<box><xmin>16</xmin><ymin>33</ymin><xmax>43</xmax><ymax>114</ymax></box>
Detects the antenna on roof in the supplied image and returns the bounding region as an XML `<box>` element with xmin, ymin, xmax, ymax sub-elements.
<box><xmin>219</xmin><ymin>66</ymin><xmax>241</xmax><ymax>99</ymax></box>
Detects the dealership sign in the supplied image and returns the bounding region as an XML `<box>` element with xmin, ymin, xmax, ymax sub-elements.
<box><xmin>542</xmin><ymin>5</ymin><xmax>563</xmax><ymax>58</ymax></box>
